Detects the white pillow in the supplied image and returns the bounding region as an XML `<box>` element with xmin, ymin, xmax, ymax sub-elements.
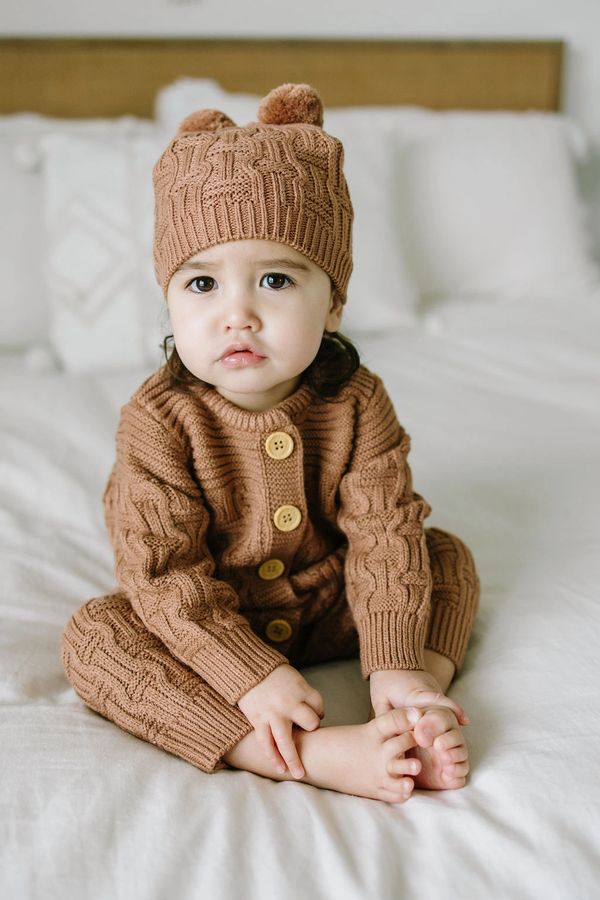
<box><xmin>40</xmin><ymin>129</ymin><xmax>168</xmax><ymax>373</ymax></box>
<box><xmin>391</xmin><ymin>109</ymin><xmax>599</xmax><ymax>308</ymax></box>
<box><xmin>0</xmin><ymin>113</ymin><xmax>155</xmax><ymax>351</ymax></box>
<box><xmin>155</xmin><ymin>79</ymin><xmax>420</xmax><ymax>335</ymax></box>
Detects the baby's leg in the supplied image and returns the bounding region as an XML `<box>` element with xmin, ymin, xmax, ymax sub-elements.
<box><xmin>407</xmin><ymin>527</ymin><xmax>480</xmax><ymax>790</ymax></box>
<box><xmin>61</xmin><ymin>593</ymin><xmax>253</xmax><ymax>773</ymax></box>
<box><xmin>62</xmin><ymin>596</ymin><xmax>421</xmax><ymax>802</ymax></box>
<box><xmin>424</xmin><ymin>526</ymin><xmax>480</xmax><ymax>675</ymax></box>
<box><xmin>224</xmin><ymin>708</ymin><xmax>423</xmax><ymax>804</ymax></box>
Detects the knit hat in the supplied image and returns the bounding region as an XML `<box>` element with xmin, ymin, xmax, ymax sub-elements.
<box><xmin>152</xmin><ymin>83</ymin><xmax>353</xmax><ymax>305</ymax></box>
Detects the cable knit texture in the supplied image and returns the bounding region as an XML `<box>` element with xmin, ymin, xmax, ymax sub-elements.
<box><xmin>61</xmin><ymin>363</ymin><xmax>480</xmax><ymax>772</ymax></box>
<box><xmin>152</xmin><ymin>83</ymin><xmax>353</xmax><ymax>304</ymax></box>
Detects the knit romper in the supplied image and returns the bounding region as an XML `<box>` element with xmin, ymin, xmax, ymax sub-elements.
<box><xmin>61</xmin><ymin>364</ymin><xmax>480</xmax><ymax>773</ymax></box>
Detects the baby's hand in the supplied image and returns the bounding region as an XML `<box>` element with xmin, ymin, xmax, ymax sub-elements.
<box><xmin>236</xmin><ymin>663</ymin><xmax>325</xmax><ymax>778</ymax></box>
<box><xmin>369</xmin><ymin>669</ymin><xmax>470</xmax><ymax>726</ymax></box>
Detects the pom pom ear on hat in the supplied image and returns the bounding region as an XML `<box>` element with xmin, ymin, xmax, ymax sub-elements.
<box><xmin>176</xmin><ymin>108</ymin><xmax>237</xmax><ymax>136</ymax></box>
<box><xmin>258</xmin><ymin>83</ymin><xmax>324</xmax><ymax>128</ymax></box>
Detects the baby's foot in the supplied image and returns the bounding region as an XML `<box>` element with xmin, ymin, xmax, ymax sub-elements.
<box><xmin>226</xmin><ymin>708</ymin><xmax>424</xmax><ymax>804</ymax></box>
<box><xmin>407</xmin><ymin>707</ymin><xmax>470</xmax><ymax>790</ymax></box>
<box><xmin>295</xmin><ymin>707</ymin><xmax>424</xmax><ymax>803</ymax></box>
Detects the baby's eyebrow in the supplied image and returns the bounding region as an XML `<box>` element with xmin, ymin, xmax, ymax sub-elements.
<box><xmin>179</xmin><ymin>257</ymin><xmax>311</xmax><ymax>272</ymax></box>
<box><xmin>255</xmin><ymin>258</ymin><xmax>311</xmax><ymax>271</ymax></box>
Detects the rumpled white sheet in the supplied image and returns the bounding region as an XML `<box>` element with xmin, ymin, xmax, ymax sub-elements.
<box><xmin>2</xmin><ymin>288</ymin><xmax>600</xmax><ymax>900</ymax></box>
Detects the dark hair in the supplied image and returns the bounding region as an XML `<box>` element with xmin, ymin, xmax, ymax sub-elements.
<box><xmin>161</xmin><ymin>330</ymin><xmax>361</xmax><ymax>401</ymax></box>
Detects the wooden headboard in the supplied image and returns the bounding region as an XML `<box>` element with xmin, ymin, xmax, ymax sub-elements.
<box><xmin>0</xmin><ymin>37</ymin><xmax>563</xmax><ymax>118</ymax></box>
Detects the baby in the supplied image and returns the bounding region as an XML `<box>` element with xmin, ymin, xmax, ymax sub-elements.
<box><xmin>61</xmin><ymin>83</ymin><xmax>480</xmax><ymax>804</ymax></box>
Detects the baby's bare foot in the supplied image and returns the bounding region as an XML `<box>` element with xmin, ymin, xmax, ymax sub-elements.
<box><xmin>407</xmin><ymin>707</ymin><xmax>470</xmax><ymax>790</ymax></box>
<box><xmin>225</xmin><ymin>708</ymin><xmax>423</xmax><ymax>804</ymax></box>
<box><xmin>296</xmin><ymin>708</ymin><xmax>426</xmax><ymax>802</ymax></box>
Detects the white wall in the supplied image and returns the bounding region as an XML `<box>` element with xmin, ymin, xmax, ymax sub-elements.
<box><xmin>3</xmin><ymin>0</ymin><xmax>600</xmax><ymax>252</ymax></box>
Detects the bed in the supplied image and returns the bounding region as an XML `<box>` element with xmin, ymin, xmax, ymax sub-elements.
<box><xmin>2</xmin><ymin>37</ymin><xmax>600</xmax><ymax>900</ymax></box>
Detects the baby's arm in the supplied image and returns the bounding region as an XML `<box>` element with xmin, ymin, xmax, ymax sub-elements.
<box><xmin>337</xmin><ymin>375</ymin><xmax>433</xmax><ymax>676</ymax></box>
<box><xmin>237</xmin><ymin>664</ymin><xmax>324</xmax><ymax>778</ymax></box>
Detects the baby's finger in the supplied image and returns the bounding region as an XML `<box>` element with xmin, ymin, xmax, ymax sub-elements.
<box><xmin>373</xmin><ymin>707</ymin><xmax>421</xmax><ymax>740</ymax></box>
<box><xmin>293</xmin><ymin>704</ymin><xmax>322</xmax><ymax>732</ymax></box>
<box><xmin>409</xmin><ymin>690</ymin><xmax>465</xmax><ymax>721</ymax></box>
<box><xmin>371</xmin><ymin>699</ymin><xmax>393</xmax><ymax>718</ymax></box>
<box><xmin>272</xmin><ymin>720</ymin><xmax>305</xmax><ymax>779</ymax></box>
<box><xmin>383</xmin><ymin>731</ymin><xmax>418</xmax><ymax>759</ymax></box>
<box><xmin>256</xmin><ymin>723</ymin><xmax>288</xmax><ymax>773</ymax></box>
<box><xmin>387</xmin><ymin>755</ymin><xmax>422</xmax><ymax>778</ymax></box>
<box><xmin>307</xmin><ymin>687</ymin><xmax>325</xmax><ymax>719</ymax></box>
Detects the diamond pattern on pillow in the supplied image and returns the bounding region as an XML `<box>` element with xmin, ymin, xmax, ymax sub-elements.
<box><xmin>47</xmin><ymin>195</ymin><xmax>135</xmax><ymax>322</ymax></box>
<box><xmin>40</xmin><ymin>130</ymin><xmax>167</xmax><ymax>373</ymax></box>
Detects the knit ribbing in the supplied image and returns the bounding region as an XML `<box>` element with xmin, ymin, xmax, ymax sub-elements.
<box><xmin>425</xmin><ymin>527</ymin><xmax>481</xmax><ymax>672</ymax></box>
<box><xmin>355</xmin><ymin>610</ymin><xmax>430</xmax><ymax>675</ymax></box>
<box><xmin>152</xmin><ymin>116</ymin><xmax>353</xmax><ymax>300</ymax></box>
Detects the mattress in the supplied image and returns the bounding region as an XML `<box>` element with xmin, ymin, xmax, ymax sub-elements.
<box><xmin>2</xmin><ymin>287</ymin><xmax>600</xmax><ymax>900</ymax></box>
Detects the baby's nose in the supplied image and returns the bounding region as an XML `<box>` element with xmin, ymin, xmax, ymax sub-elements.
<box><xmin>223</xmin><ymin>296</ymin><xmax>261</xmax><ymax>330</ymax></box>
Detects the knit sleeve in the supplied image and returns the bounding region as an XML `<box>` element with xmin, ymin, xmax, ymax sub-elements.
<box><xmin>103</xmin><ymin>399</ymin><xmax>287</xmax><ymax>706</ymax></box>
<box><xmin>337</xmin><ymin>375</ymin><xmax>433</xmax><ymax>677</ymax></box>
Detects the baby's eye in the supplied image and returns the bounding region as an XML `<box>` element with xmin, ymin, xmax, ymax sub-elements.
<box><xmin>261</xmin><ymin>272</ymin><xmax>293</xmax><ymax>290</ymax></box>
<box><xmin>188</xmin><ymin>276</ymin><xmax>215</xmax><ymax>293</ymax></box>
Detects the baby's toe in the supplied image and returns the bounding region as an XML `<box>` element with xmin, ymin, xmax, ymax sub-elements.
<box><xmin>442</xmin><ymin>745</ymin><xmax>469</xmax><ymax>766</ymax></box>
<box><xmin>442</xmin><ymin>774</ymin><xmax>467</xmax><ymax>790</ymax></box>
<box><xmin>386</xmin><ymin>755</ymin><xmax>422</xmax><ymax>778</ymax></box>
<box><xmin>442</xmin><ymin>760</ymin><xmax>470</xmax><ymax>786</ymax></box>
<box><xmin>414</xmin><ymin>708</ymin><xmax>458</xmax><ymax>748</ymax></box>
<box><xmin>380</xmin><ymin>776</ymin><xmax>415</xmax><ymax>804</ymax></box>
<box><xmin>432</xmin><ymin>727</ymin><xmax>464</xmax><ymax>753</ymax></box>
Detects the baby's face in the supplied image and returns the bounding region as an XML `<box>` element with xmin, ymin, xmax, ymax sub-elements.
<box><xmin>166</xmin><ymin>239</ymin><xmax>343</xmax><ymax>411</ymax></box>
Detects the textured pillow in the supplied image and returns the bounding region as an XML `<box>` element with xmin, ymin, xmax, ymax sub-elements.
<box><xmin>40</xmin><ymin>129</ymin><xmax>167</xmax><ymax>373</ymax></box>
<box><xmin>154</xmin><ymin>79</ymin><xmax>420</xmax><ymax>335</ymax></box>
<box><xmin>156</xmin><ymin>79</ymin><xmax>599</xmax><ymax>322</ymax></box>
<box><xmin>391</xmin><ymin>109</ymin><xmax>599</xmax><ymax>308</ymax></box>
<box><xmin>0</xmin><ymin>114</ymin><xmax>155</xmax><ymax>351</ymax></box>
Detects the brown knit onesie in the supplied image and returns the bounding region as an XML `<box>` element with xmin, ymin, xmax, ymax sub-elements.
<box><xmin>61</xmin><ymin>363</ymin><xmax>480</xmax><ymax>773</ymax></box>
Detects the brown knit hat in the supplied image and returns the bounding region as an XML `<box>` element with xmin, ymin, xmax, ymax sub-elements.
<box><xmin>152</xmin><ymin>83</ymin><xmax>353</xmax><ymax>305</ymax></box>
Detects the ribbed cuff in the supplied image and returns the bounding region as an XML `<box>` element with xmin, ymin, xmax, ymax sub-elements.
<box><xmin>426</xmin><ymin>572</ymin><xmax>481</xmax><ymax>674</ymax></box>
<box><xmin>150</xmin><ymin>690</ymin><xmax>254</xmax><ymax>774</ymax></box>
<box><xmin>61</xmin><ymin>601</ymin><xmax>257</xmax><ymax>775</ymax></box>
<box><xmin>355</xmin><ymin>610</ymin><xmax>428</xmax><ymax>677</ymax></box>
<box><xmin>190</xmin><ymin>625</ymin><xmax>288</xmax><ymax>706</ymax></box>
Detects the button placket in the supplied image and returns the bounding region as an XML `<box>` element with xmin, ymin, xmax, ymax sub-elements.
<box><xmin>259</xmin><ymin>424</ymin><xmax>306</xmax><ymax>579</ymax></box>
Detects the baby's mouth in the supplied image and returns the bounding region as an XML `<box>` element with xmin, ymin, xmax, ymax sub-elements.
<box><xmin>219</xmin><ymin>346</ymin><xmax>267</xmax><ymax>368</ymax></box>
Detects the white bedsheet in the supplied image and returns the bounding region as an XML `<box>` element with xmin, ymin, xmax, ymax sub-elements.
<box><xmin>2</xmin><ymin>288</ymin><xmax>600</xmax><ymax>900</ymax></box>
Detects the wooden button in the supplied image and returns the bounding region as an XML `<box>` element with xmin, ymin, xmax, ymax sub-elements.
<box><xmin>257</xmin><ymin>558</ymin><xmax>285</xmax><ymax>580</ymax></box>
<box><xmin>265</xmin><ymin>619</ymin><xmax>293</xmax><ymax>642</ymax></box>
<box><xmin>264</xmin><ymin>431</ymin><xmax>294</xmax><ymax>460</ymax></box>
<box><xmin>273</xmin><ymin>504</ymin><xmax>302</xmax><ymax>532</ymax></box>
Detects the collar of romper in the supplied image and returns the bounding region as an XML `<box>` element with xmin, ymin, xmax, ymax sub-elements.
<box><xmin>183</xmin><ymin>371</ymin><xmax>317</xmax><ymax>432</ymax></box>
